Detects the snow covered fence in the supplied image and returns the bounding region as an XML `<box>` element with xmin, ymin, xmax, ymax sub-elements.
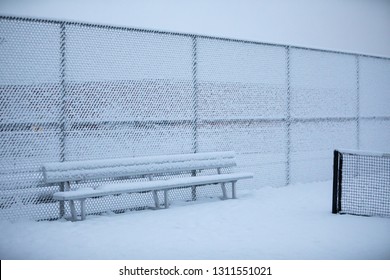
<box><xmin>0</xmin><ymin>16</ymin><xmax>389</xmax><ymax>221</ymax></box>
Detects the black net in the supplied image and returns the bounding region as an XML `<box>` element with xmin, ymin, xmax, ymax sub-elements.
<box><xmin>337</xmin><ymin>151</ymin><xmax>390</xmax><ymax>217</ymax></box>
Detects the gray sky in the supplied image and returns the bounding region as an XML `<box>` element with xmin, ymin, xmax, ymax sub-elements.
<box><xmin>1</xmin><ymin>0</ymin><xmax>390</xmax><ymax>58</ymax></box>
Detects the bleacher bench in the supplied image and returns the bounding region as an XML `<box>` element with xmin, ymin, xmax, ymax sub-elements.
<box><xmin>43</xmin><ymin>151</ymin><xmax>253</xmax><ymax>221</ymax></box>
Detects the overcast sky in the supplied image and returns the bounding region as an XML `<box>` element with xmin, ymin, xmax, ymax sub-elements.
<box><xmin>1</xmin><ymin>0</ymin><xmax>390</xmax><ymax>58</ymax></box>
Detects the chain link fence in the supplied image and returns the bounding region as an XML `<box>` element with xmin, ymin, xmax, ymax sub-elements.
<box><xmin>1</xmin><ymin>16</ymin><xmax>389</xmax><ymax>221</ymax></box>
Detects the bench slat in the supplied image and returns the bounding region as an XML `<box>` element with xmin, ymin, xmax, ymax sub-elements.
<box><xmin>43</xmin><ymin>151</ymin><xmax>236</xmax><ymax>183</ymax></box>
<box><xmin>44</xmin><ymin>158</ymin><xmax>237</xmax><ymax>183</ymax></box>
<box><xmin>52</xmin><ymin>172</ymin><xmax>253</xmax><ymax>201</ymax></box>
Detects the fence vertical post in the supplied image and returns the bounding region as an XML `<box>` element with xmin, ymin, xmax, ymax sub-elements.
<box><xmin>59</xmin><ymin>22</ymin><xmax>67</xmax><ymax>218</ymax></box>
<box><xmin>355</xmin><ymin>55</ymin><xmax>360</xmax><ymax>150</ymax></box>
<box><xmin>191</xmin><ymin>35</ymin><xmax>199</xmax><ymax>154</ymax></box>
<box><xmin>285</xmin><ymin>46</ymin><xmax>292</xmax><ymax>186</ymax></box>
<box><xmin>191</xmin><ymin>35</ymin><xmax>199</xmax><ymax>200</ymax></box>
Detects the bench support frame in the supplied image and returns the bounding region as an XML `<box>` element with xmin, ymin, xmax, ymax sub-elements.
<box><xmin>64</xmin><ymin>181</ymin><xmax>240</xmax><ymax>221</ymax></box>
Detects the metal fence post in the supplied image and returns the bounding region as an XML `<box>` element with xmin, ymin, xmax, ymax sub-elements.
<box><xmin>59</xmin><ymin>22</ymin><xmax>67</xmax><ymax>217</ymax></box>
<box><xmin>354</xmin><ymin>56</ymin><xmax>361</xmax><ymax>196</ymax></box>
<box><xmin>191</xmin><ymin>35</ymin><xmax>199</xmax><ymax>200</ymax></box>
<box><xmin>286</xmin><ymin>46</ymin><xmax>292</xmax><ymax>186</ymax></box>
<box><xmin>191</xmin><ymin>35</ymin><xmax>199</xmax><ymax>154</ymax></box>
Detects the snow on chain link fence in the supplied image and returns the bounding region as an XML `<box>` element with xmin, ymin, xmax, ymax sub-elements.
<box><xmin>1</xmin><ymin>16</ymin><xmax>390</xmax><ymax>221</ymax></box>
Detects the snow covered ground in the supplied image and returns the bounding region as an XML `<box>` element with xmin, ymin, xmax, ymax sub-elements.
<box><xmin>0</xmin><ymin>180</ymin><xmax>389</xmax><ymax>260</ymax></box>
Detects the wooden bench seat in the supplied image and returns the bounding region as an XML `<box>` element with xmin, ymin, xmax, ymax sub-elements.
<box><xmin>43</xmin><ymin>151</ymin><xmax>253</xmax><ymax>221</ymax></box>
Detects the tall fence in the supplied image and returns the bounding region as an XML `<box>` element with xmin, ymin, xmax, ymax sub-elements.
<box><xmin>1</xmin><ymin>16</ymin><xmax>389</xmax><ymax>221</ymax></box>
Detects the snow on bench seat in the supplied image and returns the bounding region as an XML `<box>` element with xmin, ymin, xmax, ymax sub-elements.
<box><xmin>53</xmin><ymin>172</ymin><xmax>254</xmax><ymax>200</ymax></box>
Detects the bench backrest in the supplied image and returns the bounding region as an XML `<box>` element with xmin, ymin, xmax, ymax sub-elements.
<box><xmin>42</xmin><ymin>151</ymin><xmax>237</xmax><ymax>183</ymax></box>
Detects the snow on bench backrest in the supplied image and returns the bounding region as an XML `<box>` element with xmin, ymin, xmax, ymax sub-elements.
<box><xmin>42</xmin><ymin>151</ymin><xmax>237</xmax><ymax>183</ymax></box>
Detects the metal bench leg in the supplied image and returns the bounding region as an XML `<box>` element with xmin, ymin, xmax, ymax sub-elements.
<box><xmin>232</xmin><ymin>181</ymin><xmax>237</xmax><ymax>199</ymax></box>
<box><xmin>59</xmin><ymin>181</ymin><xmax>70</xmax><ymax>219</ymax></box>
<box><xmin>69</xmin><ymin>200</ymin><xmax>77</xmax><ymax>221</ymax></box>
<box><xmin>191</xmin><ymin>170</ymin><xmax>197</xmax><ymax>201</ymax></box>
<box><xmin>80</xmin><ymin>199</ymin><xmax>86</xmax><ymax>220</ymax></box>
<box><xmin>191</xmin><ymin>186</ymin><xmax>197</xmax><ymax>201</ymax></box>
<box><xmin>217</xmin><ymin>168</ymin><xmax>228</xmax><ymax>200</ymax></box>
<box><xmin>164</xmin><ymin>190</ymin><xmax>169</xmax><ymax>209</ymax></box>
<box><xmin>152</xmin><ymin>190</ymin><xmax>160</xmax><ymax>209</ymax></box>
<box><xmin>221</xmin><ymin>183</ymin><xmax>227</xmax><ymax>200</ymax></box>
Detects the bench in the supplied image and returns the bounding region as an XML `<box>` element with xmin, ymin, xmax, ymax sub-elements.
<box><xmin>43</xmin><ymin>151</ymin><xmax>253</xmax><ymax>221</ymax></box>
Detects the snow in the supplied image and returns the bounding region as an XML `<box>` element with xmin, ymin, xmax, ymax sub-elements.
<box><xmin>44</xmin><ymin>151</ymin><xmax>236</xmax><ymax>172</ymax></box>
<box><xmin>43</xmin><ymin>151</ymin><xmax>236</xmax><ymax>183</ymax></box>
<box><xmin>1</xmin><ymin>180</ymin><xmax>389</xmax><ymax>260</ymax></box>
<box><xmin>53</xmin><ymin>172</ymin><xmax>253</xmax><ymax>200</ymax></box>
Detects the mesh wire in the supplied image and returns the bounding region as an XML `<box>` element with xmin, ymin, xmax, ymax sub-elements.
<box><xmin>340</xmin><ymin>152</ymin><xmax>390</xmax><ymax>217</ymax></box>
<box><xmin>196</xmin><ymin>38</ymin><xmax>288</xmax><ymax>189</ymax></box>
<box><xmin>1</xmin><ymin>16</ymin><xmax>390</xmax><ymax>221</ymax></box>
<box><xmin>359</xmin><ymin>57</ymin><xmax>390</xmax><ymax>118</ymax></box>
<box><xmin>289</xmin><ymin>48</ymin><xmax>359</xmax><ymax>184</ymax></box>
<box><xmin>359</xmin><ymin>57</ymin><xmax>390</xmax><ymax>152</ymax></box>
<box><xmin>291</xmin><ymin>120</ymin><xmax>357</xmax><ymax>183</ymax></box>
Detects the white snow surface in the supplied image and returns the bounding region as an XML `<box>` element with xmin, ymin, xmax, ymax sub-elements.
<box><xmin>0</xmin><ymin>180</ymin><xmax>389</xmax><ymax>260</ymax></box>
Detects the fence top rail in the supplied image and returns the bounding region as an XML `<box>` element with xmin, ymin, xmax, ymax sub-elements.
<box><xmin>1</xmin><ymin>14</ymin><xmax>390</xmax><ymax>61</ymax></box>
